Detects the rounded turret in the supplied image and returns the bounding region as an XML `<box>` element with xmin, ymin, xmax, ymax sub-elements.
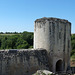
<box><xmin>34</xmin><ymin>17</ymin><xmax>71</xmax><ymax>72</ymax></box>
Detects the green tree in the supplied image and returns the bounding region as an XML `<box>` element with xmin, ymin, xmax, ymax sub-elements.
<box><xmin>1</xmin><ymin>36</ymin><xmax>7</xmax><ymax>49</ymax></box>
<box><xmin>71</xmin><ymin>34</ymin><xmax>75</xmax><ymax>56</ymax></box>
<box><xmin>16</xmin><ymin>38</ymin><xmax>29</xmax><ymax>49</ymax></box>
<box><xmin>0</xmin><ymin>31</ymin><xmax>33</xmax><ymax>49</ymax></box>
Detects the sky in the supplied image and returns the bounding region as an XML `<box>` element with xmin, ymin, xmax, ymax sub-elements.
<box><xmin>0</xmin><ymin>0</ymin><xmax>75</xmax><ymax>33</ymax></box>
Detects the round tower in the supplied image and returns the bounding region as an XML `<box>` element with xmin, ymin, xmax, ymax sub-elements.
<box><xmin>34</xmin><ymin>17</ymin><xmax>71</xmax><ymax>73</ymax></box>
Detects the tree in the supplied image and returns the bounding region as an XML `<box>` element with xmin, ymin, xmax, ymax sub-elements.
<box><xmin>16</xmin><ymin>38</ymin><xmax>29</xmax><ymax>49</ymax></box>
<box><xmin>71</xmin><ymin>34</ymin><xmax>75</xmax><ymax>56</ymax></box>
<box><xmin>0</xmin><ymin>31</ymin><xmax>33</xmax><ymax>49</ymax></box>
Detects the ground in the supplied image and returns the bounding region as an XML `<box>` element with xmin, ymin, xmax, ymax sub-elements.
<box><xmin>70</xmin><ymin>55</ymin><xmax>75</xmax><ymax>67</ymax></box>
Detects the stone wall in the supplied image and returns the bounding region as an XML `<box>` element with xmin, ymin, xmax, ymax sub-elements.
<box><xmin>0</xmin><ymin>49</ymin><xmax>50</xmax><ymax>75</ymax></box>
<box><xmin>34</xmin><ymin>17</ymin><xmax>71</xmax><ymax>73</ymax></box>
<box><xmin>0</xmin><ymin>17</ymin><xmax>72</xmax><ymax>75</ymax></box>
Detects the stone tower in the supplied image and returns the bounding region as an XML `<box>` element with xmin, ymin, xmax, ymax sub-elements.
<box><xmin>34</xmin><ymin>17</ymin><xmax>71</xmax><ymax>73</ymax></box>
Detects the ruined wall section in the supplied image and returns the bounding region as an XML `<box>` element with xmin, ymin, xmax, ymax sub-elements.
<box><xmin>34</xmin><ymin>17</ymin><xmax>71</xmax><ymax>72</ymax></box>
<box><xmin>53</xmin><ymin>19</ymin><xmax>71</xmax><ymax>72</ymax></box>
<box><xmin>65</xmin><ymin>22</ymin><xmax>71</xmax><ymax>71</ymax></box>
<box><xmin>34</xmin><ymin>18</ymin><xmax>54</xmax><ymax>71</ymax></box>
<box><xmin>34</xmin><ymin>19</ymin><xmax>50</xmax><ymax>51</ymax></box>
<box><xmin>0</xmin><ymin>49</ymin><xmax>50</xmax><ymax>75</ymax></box>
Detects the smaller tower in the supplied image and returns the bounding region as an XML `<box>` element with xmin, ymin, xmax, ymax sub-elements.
<box><xmin>34</xmin><ymin>17</ymin><xmax>71</xmax><ymax>73</ymax></box>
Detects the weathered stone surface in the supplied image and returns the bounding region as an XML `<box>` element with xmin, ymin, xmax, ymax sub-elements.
<box><xmin>33</xmin><ymin>70</ymin><xmax>53</xmax><ymax>75</ymax></box>
<box><xmin>0</xmin><ymin>17</ymin><xmax>72</xmax><ymax>75</ymax></box>
<box><xmin>34</xmin><ymin>17</ymin><xmax>71</xmax><ymax>73</ymax></box>
<box><xmin>35</xmin><ymin>17</ymin><xmax>70</xmax><ymax>23</ymax></box>
<box><xmin>0</xmin><ymin>49</ymin><xmax>50</xmax><ymax>75</ymax></box>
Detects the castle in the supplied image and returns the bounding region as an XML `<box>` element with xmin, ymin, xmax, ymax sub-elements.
<box><xmin>0</xmin><ymin>17</ymin><xmax>71</xmax><ymax>75</ymax></box>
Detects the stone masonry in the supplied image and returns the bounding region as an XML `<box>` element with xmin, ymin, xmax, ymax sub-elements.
<box><xmin>34</xmin><ymin>17</ymin><xmax>71</xmax><ymax>73</ymax></box>
<box><xmin>0</xmin><ymin>17</ymin><xmax>72</xmax><ymax>75</ymax></box>
<box><xmin>0</xmin><ymin>49</ymin><xmax>50</xmax><ymax>75</ymax></box>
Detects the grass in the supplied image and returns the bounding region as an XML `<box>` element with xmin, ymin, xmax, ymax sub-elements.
<box><xmin>0</xmin><ymin>34</ymin><xmax>16</xmax><ymax>35</ymax></box>
<box><xmin>70</xmin><ymin>55</ymin><xmax>75</xmax><ymax>67</ymax></box>
<box><xmin>0</xmin><ymin>33</ymin><xmax>21</xmax><ymax>36</ymax></box>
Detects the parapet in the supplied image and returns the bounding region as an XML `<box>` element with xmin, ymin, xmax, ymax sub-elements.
<box><xmin>0</xmin><ymin>49</ymin><xmax>50</xmax><ymax>75</ymax></box>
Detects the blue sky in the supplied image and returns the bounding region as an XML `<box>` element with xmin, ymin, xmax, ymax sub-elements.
<box><xmin>0</xmin><ymin>0</ymin><xmax>75</xmax><ymax>33</ymax></box>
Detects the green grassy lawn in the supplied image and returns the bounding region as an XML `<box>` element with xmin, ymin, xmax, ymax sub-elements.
<box><xmin>0</xmin><ymin>34</ymin><xmax>21</xmax><ymax>37</ymax></box>
<box><xmin>0</xmin><ymin>34</ymin><xmax>15</xmax><ymax>35</ymax></box>
<box><xmin>0</xmin><ymin>33</ymin><xmax>21</xmax><ymax>35</ymax></box>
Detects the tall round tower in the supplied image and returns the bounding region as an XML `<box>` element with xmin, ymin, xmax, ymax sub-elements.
<box><xmin>34</xmin><ymin>17</ymin><xmax>71</xmax><ymax>73</ymax></box>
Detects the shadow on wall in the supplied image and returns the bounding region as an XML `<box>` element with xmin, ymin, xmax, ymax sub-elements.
<box><xmin>71</xmin><ymin>67</ymin><xmax>75</xmax><ymax>74</ymax></box>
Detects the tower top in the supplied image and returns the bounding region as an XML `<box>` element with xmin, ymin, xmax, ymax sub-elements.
<box><xmin>35</xmin><ymin>17</ymin><xmax>71</xmax><ymax>24</ymax></box>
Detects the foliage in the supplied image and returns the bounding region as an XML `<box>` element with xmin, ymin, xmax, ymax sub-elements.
<box><xmin>0</xmin><ymin>31</ymin><xmax>33</xmax><ymax>49</ymax></box>
<box><xmin>71</xmin><ymin>34</ymin><xmax>75</xmax><ymax>57</ymax></box>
